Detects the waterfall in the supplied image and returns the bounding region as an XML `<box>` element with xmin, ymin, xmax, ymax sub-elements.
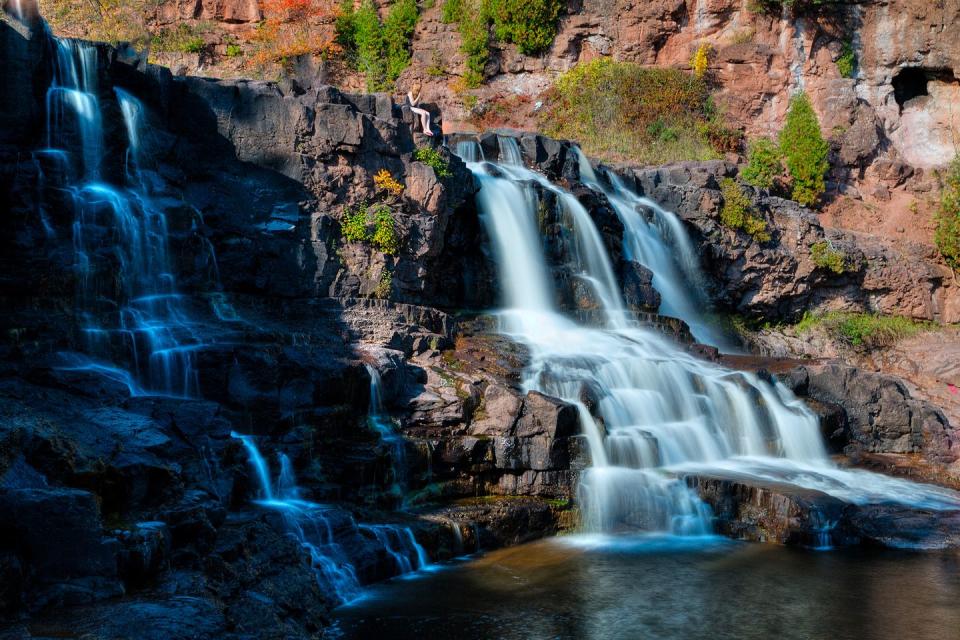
<box><xmin>231</xmin><ymin>432</ymin><xmax>363</xmax><ymax>604</ymax></box>
<box><xmin>41</xmin><ymin>34</ymin><xmax>203</xmax><ymax>397</ymax></box>
<box><xmin>574</xmin><ymin>148</ymin><xmax>736</xmax><ymax>350</ymax></box>
<box><xmin>232</xmin><ymin>433</ymin><xmax>430</xmax><ymax>604</ymax></box>
<box><xmin>457</xmin><ymin>136</ymin><xmax>960</xmax><ymax>538</ymax></box>
<box><xmin>365</xmin><ymin>364</ymin><xmax>408</xmax><ymax>501</ymax></box>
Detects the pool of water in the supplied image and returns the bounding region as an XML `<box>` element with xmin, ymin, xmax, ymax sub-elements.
<box><xmin>331</xmin><ymin>534</ymin><xmax>960</xmax><ymax>640</ymax></box>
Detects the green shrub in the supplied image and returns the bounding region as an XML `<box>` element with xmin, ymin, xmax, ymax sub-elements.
<box><xmin>719</xmin><ymin>178</ymin><xmax>771</xmax><ymax>242</ymax></box>
<box><xmin>413</xmin><ymin>147</ymin><xmax>453</xmax><ymax>178</ymax></box>
<box><xmin>809</xmin><ymin>240</ymin><xmax>846</xmax><ymax>274</ymax></box>
<box><xmin>741</xmin><ymin>138</ymin><xmax>782</xmax><ymax>190</ymax></box>
<box><xmin>225</xmin><ymin>43</ymin><xmax>243</xmax><ymax>57</ymax></box>
<box><xmin>371</xmin><ymin>205</ymin><xmax>400</xmax><ymax>254</ymax></box>
<box><xmin>935</xmin><ymin>156</ymin><xmax>960</xmax><ymax>272</ymax></box>
<box><xmin>836</xmin><ymin>40</ymin><xmax>856</xmax><ymax>78</ymax></box>
<box><xmin>442</xmin><ymin>0</ymin><xmax>561</xmax><ymax>86</ymax></box>
<box><xmin>341</xmin><ymin>203</ymin><xmax>373</xmax><ymax>243</ymax></box>
<box><xmin>374</xmin><ymin>269</ymin><xmax>393</xmax><ymax>299</ymax></box>
<box><xmin>794</xmin><ymin>311</ymin><xmax>934</xmax><ymax>348</ymax></box>
<box><xmin>336</xmin><ymin>0</ymin><xmax>419</xmax><ymax>91</ymax></box>
<box><xmin>443</xmin><ymin>0</ymin><xmax>490</xmax><ymax>86</ymax></box>
<box><xmin>779</xmin><ymin>92</ymin><xmax>829</xmax><ymax>207</ymax></box>
<box><xmin>485</xmin><ymin>0</ymin><xmax>562</xmax><ymax>55</ymax></box>
<box><xmin>539</xmin><ymin>58</ymin><xmax>725</xmax><ymax>165</ymax></box>
<box><xmin>152</xmin><ymin>24</ymin><xmax>209</xmax><ymax>54</ymax></box>
<box><xmin>384</xmin><ymin>0</ymin><xmax>420</xmax><ymax>79</ymax></box>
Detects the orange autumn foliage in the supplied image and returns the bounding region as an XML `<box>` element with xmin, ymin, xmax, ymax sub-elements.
<box><xmin>246</xmin><ymin>0</ymin><xmax>342</xmax><ymax>69</ymax></box>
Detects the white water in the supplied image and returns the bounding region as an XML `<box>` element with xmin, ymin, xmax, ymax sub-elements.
<box><xmin>42</xmin><ymin>35</ymin><xmax>204</xmax><ymax>397</ymax></box>
<box><xmin>231</xmin><ymin>432</ymin><xmax>430</xmax><ymax>604</ymax></box>
<box><xmin>458</xmin><ymin>137</ymin><xmax>960</xmax><ymax>537</ymax></box>
<box><xmin>365</xmin><ymin>364</ymin><xmax>408</xmax><ymax>501</ymax></box>
<box><xmin>573</xmin><ymin>148</ymin><xmax>736</xmax><ymax>350</ymax></box>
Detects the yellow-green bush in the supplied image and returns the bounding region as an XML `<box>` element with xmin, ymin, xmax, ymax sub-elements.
<box><xmin>794</xmin><ymin>311</ymin><xmax>934</xmax><ymax>349</ymax></box>
<box><xmin>935</xmin><ymin>156</ymin><xmax>960</xmax><ymax>272</ymax></box>
<box><xmin>539</xmin><ymin>58</ymin><xmax>730</xmax><ymax>165</ymax></box>
<box><xmin>809</xmin><ymin>241</ymin><xmax>846</xmax><ymax>274</ymax></box>
<box><xmin>741</xmin><ymin>138</ymin><xmax>782</xmax><ymax>191</ymax></box>
<box><xmin>719</xmin><ymin>178</ymin><xmax>770</xmax><ymax>243</ymax></box>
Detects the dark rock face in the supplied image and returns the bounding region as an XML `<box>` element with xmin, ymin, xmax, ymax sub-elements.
<box><xmin>781</xmin><ymin>363</ymin><xmax>959</xmax><ymax>465</ymax></box>
<box><xmin>625</xmin><ymin>161</ymin><xmax>946</xmax><ymax>323</ymax></box>
<box><xmin>687</xmin><ymin>473</ymin><xmax>960</xmax><ymax>550</ymax></box>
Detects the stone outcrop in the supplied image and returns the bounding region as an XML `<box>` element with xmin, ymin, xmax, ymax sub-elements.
<box><xmin>781</xmin><ymin>363</ymin><xmax>960</xmax><ymax>466</ymax></box>
<box><xmin>622</xmin><ymin>160</ymin><xmax>960</xmax><ymax>323</ymax></box>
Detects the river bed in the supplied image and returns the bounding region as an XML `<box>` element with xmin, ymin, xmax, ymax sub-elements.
<box><xmin>332</xmin><ymin>535</ymin><xmax>960</xmax><ymax>640</ymax></box>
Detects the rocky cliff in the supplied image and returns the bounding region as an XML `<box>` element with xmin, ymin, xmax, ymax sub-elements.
<box><xmin>3</xmin><ymin>4</ymin><xmax>960</xmax><ymax>638</ymax></box>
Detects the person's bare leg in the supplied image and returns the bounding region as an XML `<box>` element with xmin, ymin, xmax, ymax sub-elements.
<box><xmin>410</xmin><ymin>106</ymin><xmax>433</xmax><ymax>136</ymax></box>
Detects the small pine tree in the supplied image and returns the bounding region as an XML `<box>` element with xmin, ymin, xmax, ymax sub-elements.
<box><xmin>779</xmin><ymin>92</ymin><xmax>830</xmax><ymax>207</ymax></box>
<box><xmin>935</xmin><ymin>156</ymin><xmax>960</xmax><ymax>272</ymax></box>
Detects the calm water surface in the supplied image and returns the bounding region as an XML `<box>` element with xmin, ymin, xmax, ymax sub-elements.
<box><xmin>331</xmin><ymin>535</ymin><xmax>960</xmax><ymax>640</ymax></box>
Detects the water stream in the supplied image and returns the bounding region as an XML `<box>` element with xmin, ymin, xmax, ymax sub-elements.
<box><xmin>456</xmin><ymin>137</ymin><xmax>960</xmax><ymax>537</ymax></box>
<box><xmin>42</xmin><ymin>34</ymin><xmax>205</xmax><ymax>397</ymax></box>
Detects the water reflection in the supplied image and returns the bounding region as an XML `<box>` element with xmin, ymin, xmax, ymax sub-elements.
<box><xmin>332</xmin><ymin>537</ymin><xmax>960</xmax><ymax>640</ymax></box>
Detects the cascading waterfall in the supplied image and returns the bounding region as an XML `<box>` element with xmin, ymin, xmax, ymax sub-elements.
<box><xmin>573</xmin><ymin>148</ymin><xmax>736</xmax><ymax>350</ymax></box>
<box><xmin>42</xmin><ymin>34</ymin><xmax>203</xmax><ymax>397</ymax></box>
<box><xmin>231</xmin><ymin>432</ymin><xmax>430</xmax><ymax>605</ymax></box>
<box><xmin>458</xmin><ymin>136</ymin><xmax>960</xmax><ymax>539</ymax></box>
<box><xmin>364</xmin><ymin>364</ymin><xmax>408</xmax><ymax>501</ymax></box>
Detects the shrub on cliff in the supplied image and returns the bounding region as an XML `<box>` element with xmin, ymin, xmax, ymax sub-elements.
<box><xmin>809</xmin><ymin>240</ymin><xmax>847</xmax><ymax>274</ymax></box>
<box><xmin>442</xmin><ymin>0</ymin><xmax>561</xmax><ymax>88</ymax></box>
<box><xmin>779</xmin><ymin>92</ymin><xmax>829</xmax><ymax>207</ymax></box>
<box><xmin>413</xmin><ymin>147</ymin><xmax>453</xmax><ymax>178</ymax></box>
<box><xmin>719</xmin><ymin>178</ymin><xmax>771</xmax><ymax>243</ymax></box>
<box><xmin>741</xmin><ymin>138</ymin><xmax>783</xmax><ymax>191</ymax></box>
<box><xmin>337</xmin><ymin>0</ymin><xmax>419</xmax><ymax>91</ymax></box>
<box><xmin>539</xmin><ymin>58</ymin><xmax>730</xmax><ymax>164</ymax></box>
<box><xmin>486</xmin><ymin>0</ymin><xmax>563</xmax><ymax>55</ymax></box>
<box><xmin>935</xmin><ymin>156</ymin><xmax>960</xmax><ymax>272</ymax></box>
<box><xmin>246</xmin><ymin>0</ymin><xmax>341</xmax><ymax>70</ymax></box>
<box><xmin>41</xmin><ymin>0</ymin><xmax>151</xmax><ymax>45</ymax></box>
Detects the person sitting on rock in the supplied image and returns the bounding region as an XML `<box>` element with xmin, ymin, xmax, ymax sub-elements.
<box><xmin>406</xmin><ymin>83</ymin><xmax>434</xmax><ymax>137</ymax></box>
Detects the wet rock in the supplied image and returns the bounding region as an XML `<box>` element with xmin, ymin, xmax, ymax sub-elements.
<box><xmin>0</xmin><ymin>487</ymin><xmax>123</xmax><ymax>609</ymax></box>
<box><xmin>686</xmin><ymin>474</ymin><xmax>859</xmax><ymax>548</ymax></box>
<box><xmin>782</xmin><ymin>363</ymin><xmax>959</xmax><ymax>464</ymax></box>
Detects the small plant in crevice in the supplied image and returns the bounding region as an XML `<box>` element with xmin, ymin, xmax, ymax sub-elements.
<box><xmin>374</xmin><ymin>169</ymin><xmax>405</xmax><ymax>197</ymax></box>
<box><xmin>340</xmin><ymin>202</ymin><xmax>401</xmax><ymax>255</ymax></box>
<box><xmin>719</xmin><ymin>178</ymin><xmax>771</xmax><ymax>243</ymax></box>
<box><xmin>935</xmin><ymin>156</ymin><xmax>960</xmax><ymax>273</ymax></box>
<box><xmin>371</xmin><ymin>205</ymin><xmax>400</xmax><ymax>255</ymax></box>
<box><xmin>374</xmin><ymin>269</ymin><xmax>393</xmax><ymax>299</ymax></box>
<box><xmin>809</xmin><ymin>240</ymin><xmax>847</xmax><ymax>274</ymax></box>
<box><xmin>413</xmin><ymin>147</ymin><xmax>452</xmax><ymax>178</ymax></box>
<box><xmin>341</xmin><ymin>202</ymin><xmax>373</xmax><ymax>243</ymax></box>
<box><xmin>690</xmin><ymin>42</ymin><xmax>711</xmax><ymax>79</ymax></box>
<box><xmin>836</xmin><ymin>40</ymin><xmax>856</xmax><ymax>78</ymax></box>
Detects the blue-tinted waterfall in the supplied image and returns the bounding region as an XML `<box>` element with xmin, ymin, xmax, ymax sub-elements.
<box><xmin>458</xmin><ymin>137</ymin><xmax>960</xmax><ymax>538</ymax></box>
<box><xmin>231</xmin><ymin>433</ymin><xmax>430</xmax><ymax>605</ymax></box>
<box><xmin>43</xmin><ymin>35</ymin><xmax>203</xmax><ymax>397</ymax></box>
<box><xmin>365</xmin><ymin>364</ymin><xmax>408</xmax><ymax>502</ymax></box>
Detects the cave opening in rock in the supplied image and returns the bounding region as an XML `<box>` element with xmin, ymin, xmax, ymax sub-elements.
<box><xmin>892</xmin><ymin>67</ymin><xmax>957</xmax><ymax>109</ymax></box>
